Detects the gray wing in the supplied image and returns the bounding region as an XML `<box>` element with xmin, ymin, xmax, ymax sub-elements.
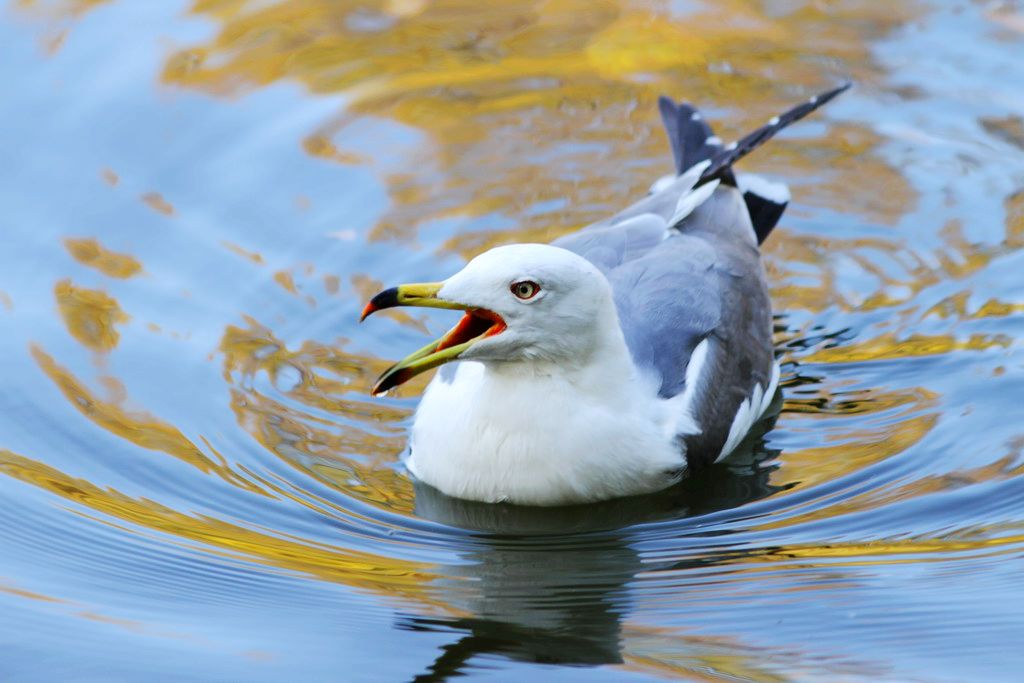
<box><xmin>553</xmin><ymin>183</ymin><xmax>774</xmax><ymax>464</ymax></box>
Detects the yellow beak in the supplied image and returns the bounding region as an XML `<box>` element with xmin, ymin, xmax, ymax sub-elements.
<box><xmin>359</xmin><ymin>282</ymin><xmax>463</xmax><ymax>321</ymax></box>
<box><xmin>360</xmin><ymin>282</ymin><xmax>506</xmax><ymax>396</ymax></box>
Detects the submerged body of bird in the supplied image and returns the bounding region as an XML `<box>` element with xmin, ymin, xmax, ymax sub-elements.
<box><xmin>362</xmin><ymin>84</ymin><xmax>851</xmax><ymax>505</ymax></box>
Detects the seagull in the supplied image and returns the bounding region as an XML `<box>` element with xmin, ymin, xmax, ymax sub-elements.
<box><xmin>361</xmin><ymin>83</ymin><xmax>851</xmax><ymax>506</ymax></box>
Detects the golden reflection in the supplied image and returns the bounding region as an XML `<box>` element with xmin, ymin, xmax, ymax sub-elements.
<box><xmin>0</xmin><ymin>290</ymin><xmax>12</xmax><ymax>311</ymax></box>
<box><xmin>220</xmin><ymin>318</ymin><xmax>416</xmax><ymax>510</ymax></box>
<box><xmin>97</xmin><ymin>374</ymin><xmax>127</xmax><ymax>403</ymax></box>
<box><xmin>0</xmin><ymin>449</ymin><xmax>439</xmax><ymax>604</ymax></box>
<box><xmin>100</xmin><ymin>167</ymin><xmax>119</xmax><ymax>186</ymax></box>
<box><xmin>981</xmin><ymin>115</ymin><xmax>1024</xmax><ymax>150</ymax></box>
<box><xmin>221</xmin><ymin>240</ymin><xmax>265</xmax><ymax>265</ymax></box>
<box><xmin>808</xmin><ymin>454</ymin><xmax>1024</xmax><ymax>529</ymax></box>
<box><xmin>140</xmin><ymin>191</ymin><xmax>175</xmax><ymax>216</ymax></box>
<box><xmin>272</xmin><ymin>269</ymin><xmax>298</xmax><ymax>295</ymax></box>
<box><xmin>14</xmin><ymin>0</ymin><xmax>111</xmax><ymax>14</ymax></box>
<box><xmin>63</xmin><ymin>237</ymin><xmax>142</xmax><ymax>279</ymax></box>
<box><xmin>1006</xmin><ymin>189</ymin><xmax>1024</xmax><ymax>241</ymax></box>
<box><xmin>771</xmin><ymin>187</ymin><xmax>1024</xmax><ymax>321</ymax></box>
<box><xmin>755</xmin><ymin>388</ymin><xmax>1023</xmax><ymax>533</ymax></box>
<box><xmin>0</xmin><ymin>579</ymin><xmax>68</xmax><ymax>604</ymax></box>
<box><xmin>735</xmin><ymin>528</ymin><xmax>1024</xmax><ymax>570</ymax></box>
<box><xmin>618</xmin><ymin>623</ymin><xmax>882</xmax><ymax>681</ymax></box>
<box><xmin>24</xmin><ymin>0</ymin><xmax>1015</xmax><ymax>341</ymax></box>
<box><xmin>923</xmin><ymin>291</ymin><xmax>1024</xmax><ymax>321</ymax></box>
<box><xmin>803</xmin><ymin>332</ymin><xmax>1010</xmax><ymax>365</ymax></box>
<box><xmin>782</xmin><ymin>384</ymin><xmax>936</xmax><ymax>418</ymax></box>
<box><xmin>778</xmin><ymin>411</ymin><xmax>939</xmax><ymax>494</ymax></box>
<box><xmin>303</xmin><ymin>135</ymin><xmax>364</xmax><ymax>165</ymax></box>
<box><xmin>159</xmin><ymin>0</ymin><xmax>916</xmax><ymax>257</ymax></box>
<box><xmin>323</xmin><ymin>273</ymin><xmax>340</xmax><ymax>295</ymax></box>
<box><xmin>31</xmin><ymin>345</ymin><xmax>267</xmax><ymax>495</ymax></box>
<box><xmin>146</xmin><ymin>0</ymin><xmax>1022</xmax><ymax>422</ymax></box>
<box><xmin>76</xmin><ymin>611</ymin><xmax>147</xmax><ymax>633</ymax></box>
<box><xmin>19</xmin><ymin>0</ymin><xmax>1005</xmax><ymax>517</ymax></box>
<box><xmin>54</xmin><ymin>279</ymin><xmax>128</xmax><ymax>352</ymax></box>
<box><xmin>763</xmin><ymin>379</ymin><xmax>944</xmax><ymax>525</ymax></box>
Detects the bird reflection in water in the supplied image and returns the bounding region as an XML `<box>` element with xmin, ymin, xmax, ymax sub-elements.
<box><xmin>398</xmin><ymin>419</ymin><xmax>786</xmax><ymax>680</ymax></box>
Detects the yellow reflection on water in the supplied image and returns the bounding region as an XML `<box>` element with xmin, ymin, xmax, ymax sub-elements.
<box><xmin>0</xmin><ymin>579</ymin><xmax>68</xmax><ymax>605</ymax></box>
<box><xmin>222</xmin><ymin>240</ymin><xmax>265</xmax><ymax>265</ymax></box>
<box><xmin>141</xmin><ymin>191</ymin><xmax>175</xmax><ymax>216</ymax></box>
<box><xmin>803</xmin><ymin>332</ymin><xmax>1011</xmax><ymax>365</ymax></box>
<box><xmin>32</xmin><ymin>345</ymin><xmax>267</xmax><ymax>494</ymax></box>
<box><xmin>272</xmin><ymin>269</ymin><xmax>299</xmax><ymax>295</ymax></box>
<box><xmin>619</xmin><ymin>622</ymin><xmax>881</xmax><ymax>682</ymax></box>
<box><xmin>770</xmin><ymin>189</ymin><xmax>1024</xmax><ymax>317</ymax></box>
<box><xmin>53</xmin><ymin>280</ymin><xmax>128</xmax><ymax>352</ymax></box>
<box><xmin>14</xmin><ymin>0</ymin><xmax>110</xmax><ymax>12</ymax></box>
<box><xmin>0</xmin><ymin>449</ymin><xmax>439</xmax><ymax>604</ymax></box>
<box><xmin>152</xmin><ymin>0</ymin><xmax>917</xmax><ymax>257</ymax></box>
<box><xmin>220</xmin><ymin>318</ymin><xmax>417</xmax><ymax>510</ymax></box>
<box><xmin>64</xmin><ymin>237</ymin><xmax>142</xmax><ymax>279</ymax></box>
<box><xmin>768</xmin><ymin>402</ymin><xmax>940</xmax><ymax>519</ymax></box>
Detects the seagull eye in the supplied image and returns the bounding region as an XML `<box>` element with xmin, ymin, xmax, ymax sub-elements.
<box><xmin>510</xmin><ymin>280</ymin><xmax>540</xmax><ymax>300</ymax></box>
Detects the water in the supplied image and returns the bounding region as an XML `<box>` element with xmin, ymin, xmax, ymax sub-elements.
<box><xmin>1</xmin><ymin>1</ymin><xmax>1022</xmax><ymax>680</ymax></box>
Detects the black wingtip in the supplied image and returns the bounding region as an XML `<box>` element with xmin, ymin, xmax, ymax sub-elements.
<box><xmin>657</xmin><ymin>94</ymin><xmax>726</xmax><ymax>175</ymax></box>
<box><xmin>814</xmin><ymin>81</ymin><xmax>853</xmax><ymax>107</ymax></box>
<box><xmin>697</xmin><ymin>81</ymin><xmax>854</xmax><ymax>186</ymax></box>
<box><xmin>657</xmin><ymin>95</ymin><xmax>686</xmax><ymax>173</ymax></box>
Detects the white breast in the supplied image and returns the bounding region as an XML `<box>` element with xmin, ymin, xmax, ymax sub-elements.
<box><xmin>407</xmin><ymin>362</ymin><xmax>685</xmax><ymax>505</ymax></box>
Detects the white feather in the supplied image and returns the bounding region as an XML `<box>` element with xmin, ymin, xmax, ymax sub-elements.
<box><xmin>670</xmin><ymin>179</ymin><xmax>719</xmax><ymax>226</ymax></box>
<box><xmin>737</xmin><ymin>173</ymin><xmax>791</xmax><ymax>204</ymax></box>
<box><xmin>648</xmin><ymin>173</ymin><xmax>676</xmax><ymax>194</ymax></box>
<box><xmin>677</xmin><ymin>158</ymin><xmax>711</xmax><ymax>188</ymax></box>
<box><xmin>715</xmin><ymin>361</ymin><xmax>781</xmax><ymax>462</ymax></box>
<box><xmin>671</xmin><ymin>338</ymin><xmax>709</xmax><ymax>437</ymax></box>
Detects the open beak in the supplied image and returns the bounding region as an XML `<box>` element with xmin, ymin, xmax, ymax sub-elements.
<box><xmin>360</xmin><ymin>282</ymin><xmax>506</xmax><ymax>396</ymax></box>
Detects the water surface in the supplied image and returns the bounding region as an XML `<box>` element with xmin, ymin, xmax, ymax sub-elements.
<box><xmin>2</xmin><ymin>0</ymin><xmax>1023</xmax><ymax>680</ymax></box>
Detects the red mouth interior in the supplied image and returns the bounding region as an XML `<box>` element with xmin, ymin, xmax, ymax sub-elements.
<box><xmin>434</xmin><ymin>309</ymin><xmax>507</xmax><ymax>352</ymax></box>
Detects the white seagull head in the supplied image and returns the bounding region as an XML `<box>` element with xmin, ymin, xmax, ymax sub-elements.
<box><xmin>362</xmin><ymin>243</ymin><xmax>618</xmax><ymax>394</ymax></box>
